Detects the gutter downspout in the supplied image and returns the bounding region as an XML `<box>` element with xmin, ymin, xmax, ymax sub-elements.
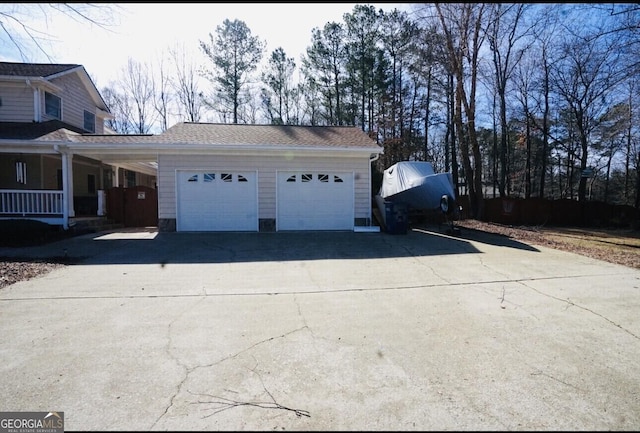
<box><xmin>369</xmin><ymin>152</ymin><xmax>380</xmax><ymax>227</ymax></box>
<box><xmin>26</xmin><ymin>79</ymin><xmax>41</xmax><ymax>122</ymax></box>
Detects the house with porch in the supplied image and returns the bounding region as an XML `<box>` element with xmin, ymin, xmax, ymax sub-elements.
<box><xmin>1</xmin><ymin>62</ymin><xmax>384</xmax><ymax>233</ymax></box>
<box><xmin>0</xmin><ymin>62</ymin><xmax>157</xmax><ymax>229</ymax></box>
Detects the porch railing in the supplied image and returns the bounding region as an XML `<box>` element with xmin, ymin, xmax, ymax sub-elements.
<box><xmin>0</xmin><ymin>189</ymin><xmax>64</xmax><ymax>215</ymax></box>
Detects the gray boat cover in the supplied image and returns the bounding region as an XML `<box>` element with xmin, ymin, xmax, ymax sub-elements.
<box><xmin>378</xmin><ymin>161</ymin><xmax>456</xmax><ymax>210</ymax></box>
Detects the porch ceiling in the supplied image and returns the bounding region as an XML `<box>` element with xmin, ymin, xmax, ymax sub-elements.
<box><xmin>69</xmin><ymin>149</ymin><xmax>158</xmax><ymax>176</ymax></box>
<box><xmin>113</xmin><ymin>161</ymin><xmax>158</xmax><ymax>177</ymax></box>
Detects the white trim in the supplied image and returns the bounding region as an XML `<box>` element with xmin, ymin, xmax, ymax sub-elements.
<box><xmin>44</xmin><ymin>66</ymin><xmax>84</xmax><ymax>80</ymax></box>
<box><xmin>32</xmin><ymin>84</ymin><xmax>40</xmax><ymax>122</ymax></box>
<box><xmin>11</xmin><ymin>76</ymin><xmax>63</xmax><ymax>93</ymax></box>
<box><xmin>368</xmin><ymin>152</ymin><xmax>380</xmax><ymax>227</ymax></box>
<box><xmin>61</xmin><ymin>152</ymin><xmax>70</xmax><ymax>229</ymax></box>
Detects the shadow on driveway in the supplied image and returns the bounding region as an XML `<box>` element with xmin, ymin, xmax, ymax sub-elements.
<box><xmin>0</xmin><ymin>224</ymin><xmax>540</xmax><ymax>266</ymax></box>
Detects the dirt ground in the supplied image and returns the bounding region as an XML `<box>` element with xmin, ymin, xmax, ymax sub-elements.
<box><xmin>1</xmin><ymin>220</ymin><xmax>639</xmax><ymax>290</ymax></box>
<box><xmin>455</xmin><ymin>219</ymin><xmax>640</xmax><ymax>269</ymax></box>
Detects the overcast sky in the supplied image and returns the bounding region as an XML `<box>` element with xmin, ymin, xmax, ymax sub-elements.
<box><xmin>1</xmin><ymin>3</ymin><xmax>409</xmax><ymax>89</ymax></box>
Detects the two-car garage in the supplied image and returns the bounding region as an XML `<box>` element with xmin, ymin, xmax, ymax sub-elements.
<box><xmin>176</xmin><ymin>169</ymin><xmax>354</xmax><ymax>232</ymax></box>
<box><xmin>156</xmin><ymin>123</ymin><xmax>382</xmax><ymax>232</ymax></box>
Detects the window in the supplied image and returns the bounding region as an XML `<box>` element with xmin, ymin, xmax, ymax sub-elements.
<box><xmin>334</xmin><ymin>175</ymin><xmax>344</xmax><ymax>183</ymax></box>
<box><xmin>286</xmin><ymin>175</ymin><xmax>296</xmax><ymax>182</ymax></box>
<box><xmin>84</xmin><ymin>110</ymin><xmax>95</xmax><ymax>133</ymax></box>
<box><xmin>221</xmin><ymin>173</ymin><xmax>232</xmax><ymax>182</ymax></box>
<box><xmin>203</xmin><ymin>173</ymin><xmax>215</xmax><ymax>182</ymax></box>
<box><xmin>45</xmin><ymin>92</ymin><xmax>61</xmax><ymax>119</ymax></box>
<box><xmin>318</xmin><ymin>174</ymin><xmax>329</xmax><ymax>183</ymax></box>
<box><xmin>187</xmin><ymin>174</ymin><xmax>198</xmax><ymax>182</ymax></box>
<box><xmin>237</xmin><ymin>175</ymin><xmax>248</xmax><ymax>182</ymax></box>
<box><xmin>15</xmin><ymin>161</ymin><xmax>27</xmax><ymax>184</ymax></box>
<box><xmin>125</xmin><ymin>170</ymin><xmax>136</xmax><ymax>187</ymax></box>
<box><xmin>302</xmin><ymin>173</ymin><xmax>312</xmax><ymax>182</ymax></box>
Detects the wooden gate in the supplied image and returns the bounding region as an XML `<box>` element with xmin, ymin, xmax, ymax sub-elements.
<box><xmin>106</xmin><ymin>186</ymin><xmax>158</xmax><ymax>227</ymax></box>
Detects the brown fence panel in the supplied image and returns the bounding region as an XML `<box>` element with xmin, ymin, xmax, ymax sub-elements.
<box><xmin>456</xmin><ymin>196</ymin><xmax>638</xmax><ymax>228</ymax></box>
<box><xmin>483</xmin><ymin>197</ymin><xmax>520</xmax><ymax>224</ymax></box>
<box><xmin>106</xmin><ymin>187</ymin><xmax>125</xmax><ymax>223</ymax></box>
<box><xmin>123</xmin><ymin>186</ymin><xmax>158</xmax><ymax>227</ymax></box>
<box><xmin>612</xmin><ymin>204</ymin><xmax>639</xmax><ymax>226</ymax></box>
<box><xmin>520</xmin><ymin>197</ymin><xmax>552</xmax><ymax>225</ymax></box>
<box><xmin>549</xmin><ymin>199</ymin><xmax>580</xmax><ymax>225</ymax></box>
<box><xmin>106</xmin><ymin>186</ymin><xmax>158</xmax><ymax>227</ymax></box>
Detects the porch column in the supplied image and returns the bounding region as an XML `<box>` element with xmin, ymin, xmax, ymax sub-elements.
<box><xmin>112</xmin><ymin>165</ymin><xmax>120</xmax><ymax>187</ymax></box>
<box><xmin>62</xmin><ymin>152</ymin><xmax>75</xmax><ymax>219</ymax></box>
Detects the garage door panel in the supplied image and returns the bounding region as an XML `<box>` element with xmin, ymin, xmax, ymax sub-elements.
<box><xmin>177</xmin><ymin>171</ymin><xmax>257</xmax><ymax>231</ymax></box>
<box><xmin>277</xmin><ymin>171</ymin><xmax>353</xmax><ymax>231</ymax></box>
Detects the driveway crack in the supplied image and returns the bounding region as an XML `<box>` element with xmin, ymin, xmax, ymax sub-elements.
<box><xmin>517</xmin><ymin>280</ymin><xmax>640</xmax><ymax>340</ymax></box>
<box><xmin>151</xmin><ymin>324</ymin><xmax>310</xmax><ymax>429</ymax></box>
<box><xmin>150</xmin><ymin>296</ymin><xmax>205</xmax><ymax>430</ymax></box>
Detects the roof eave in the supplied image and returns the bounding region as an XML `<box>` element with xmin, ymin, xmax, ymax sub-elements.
<box><xmin>71</xmin><ymin>143</ymin><xmax>383</xmax><ymax>154</ymax></box>
<box><xmin>0</xmin><ymin>140</ymin><xmax>383</xmax><ymax>158</ymax></box>
<box><xmin>0</xmin><ymin>76</ymin><xmax>63</xmax><ymax>92</ymax></box>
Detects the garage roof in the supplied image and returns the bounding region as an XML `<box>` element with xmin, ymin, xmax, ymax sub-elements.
<box><xmin>48</xmin><ymin>122</ymin><xmax>381</xmax><ymax>150</ymax></box>
<box><xmin>158</xmin><ymin>123</ymin><xmax>382</xmax><ymax>149</ymax></box>
<box><xmin>1</xmin><ymin>122</ymin><xmax>383</xmax><ymax>163</ymax></box>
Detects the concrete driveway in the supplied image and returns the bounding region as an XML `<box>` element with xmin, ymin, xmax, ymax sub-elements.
<box><xmin>1</xmin><ymin>225</ymin><xmax>639</xmax><ymax>431</ymax></box>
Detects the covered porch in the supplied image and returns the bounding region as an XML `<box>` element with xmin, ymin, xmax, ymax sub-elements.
<box><xmin>0</xmin><ymin>142</ymin><xmax>157</xmax><ymax>229</ymax></box>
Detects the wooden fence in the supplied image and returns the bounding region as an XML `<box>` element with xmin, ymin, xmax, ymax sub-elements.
<box><xmin>457</xmin><ymin>195</ymin><xmax>640</xmax><ymax>228</ymax></box>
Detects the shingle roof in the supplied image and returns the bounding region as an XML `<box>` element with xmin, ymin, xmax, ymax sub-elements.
<box><xmin>157</xmin><ymin>122</ymin><xmax>381</xmax><ymax>149</ymax></box>
<box><xmin>1</xmin><ymin>121</ymin><xmax>382</xmax><ymax>151</ymax></box>
<box><xmin>0</xmin><ymin>121</ymin><xmax>87</xmax><ymax>140</ymax></box>
<box><xmin>0</xmin><ymin>62</ymin><xmax>81</xmax><ymax>77</ymax></box>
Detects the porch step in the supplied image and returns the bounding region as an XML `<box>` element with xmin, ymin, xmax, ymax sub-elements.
<box><xmin>69</xmin><ymin>217</ymin><xmax>124</xmax><ymax>233</ymax></box>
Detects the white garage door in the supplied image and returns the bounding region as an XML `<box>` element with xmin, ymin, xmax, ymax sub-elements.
<box><xmin>177</xmin><ymin>170</ymin><xmax>257</xmax><ymax>231</ymax></box>
<box><xmin>277</xmin><ymin>171</ymin><xmax>354</xmax><ymax>231</ymax></box>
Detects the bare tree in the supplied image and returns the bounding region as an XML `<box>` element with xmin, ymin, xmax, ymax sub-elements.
<box><xmin>101</xmin><ymin>85</ymin><xmax>134</xmax><ymax>134</ymax></box>
<box><xmin>152</xmin><ymin>55</ymin><xmax>172</xmax><ymax>132</ymax></box>
<box><xmin>120</xmin><ymin>58</ymin><xmax>157</xmax><ymax>134</ymax></box>
<box><xmin>485</xmin><ymin>3</ymin><xmax>532</xmax><ymax>198</ymax></box>
<box><xmin>435</xmin><ymin>2</ymin><xmax>488</xmax><ymax>219</ymax></box>
<box><xmin>551</xmin><ymin>25</ymin><xmax>628</xmax><ymax>202</ymax></box>
<box><xmin>0</xmin><ymin>3</ymin><xmax>120</xmax><ymax>61</ymax></box>
<box><xmin>169</xmin><ymin>43</ymin><xmax>203</xmax><ymax>123</ymax></box>
<box><xmin>594</xmin><ymin>103</ymin><xmax>629</xmax><ymax>201</ymax></box>
<box><xmin>512</xmin><ymin>50</ymin><xmax>538</xmax><ymax>199</ymax></box>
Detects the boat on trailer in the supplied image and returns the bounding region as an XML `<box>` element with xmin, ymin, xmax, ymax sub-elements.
<box><xmin>375</xmin><ymin>161</ymin><xmax>459</xmax><ymax>232</ymax></box>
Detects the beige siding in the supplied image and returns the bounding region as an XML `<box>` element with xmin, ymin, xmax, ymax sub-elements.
<box><xmin>0</xmin><ymin>73</ymin><xmax>105</xmax><ymax>131</ymax></box>
<box><xmin>0</xmin><ymin>83</ymin><xmax>35</xmax><ymax>122</ymax></box>
<box><xmin>44</xmin><ymin>73</ymin><xmax>105</xmax><ymax>133</ymax></box>
<box><xmin>158</xmin><ymin>153</ymin><xmax>373</xmax><ymax>221</ymax></box>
